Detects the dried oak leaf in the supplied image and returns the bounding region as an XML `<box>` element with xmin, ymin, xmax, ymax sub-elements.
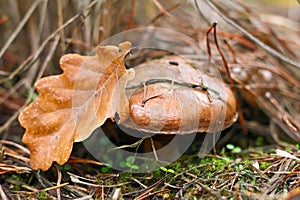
<box><xmin>19</xmin><ymin>42</ymin><xmax>135</xmax><ymax>170</ymax></box>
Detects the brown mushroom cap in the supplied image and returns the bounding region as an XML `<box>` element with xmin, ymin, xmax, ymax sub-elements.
<box><xmin>122</xmin><ymin>56</ymin><xmax>238</xmax><ymax>134</ymax></box>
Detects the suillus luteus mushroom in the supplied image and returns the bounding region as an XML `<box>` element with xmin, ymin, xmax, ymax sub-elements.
<box><xmin>116</xmin><ymin>55</ymin><xmax>238</xmax><ymax>160</ymax></box>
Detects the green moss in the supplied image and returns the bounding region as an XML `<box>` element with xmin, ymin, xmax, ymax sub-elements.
<box><xmin>36</xmin><ymin>191</ymin><xmax>47</xmax><ymax>199</ymax></box>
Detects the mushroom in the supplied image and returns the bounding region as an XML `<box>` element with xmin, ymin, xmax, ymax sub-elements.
<box><xmin>123</xmin><ymin>56</ymin><xmax>238</xmax><ymax>134</ymax></box>
<box><xmin>118</xmin><ymin>55</ymin><xmax>238</xmax><ymax>158</ymax></box>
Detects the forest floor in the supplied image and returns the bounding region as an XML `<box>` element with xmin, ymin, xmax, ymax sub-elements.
<box><xmin>0</xmin><ymin>0</ymin><xmax>300</xmax><ymax>199</ymax></box>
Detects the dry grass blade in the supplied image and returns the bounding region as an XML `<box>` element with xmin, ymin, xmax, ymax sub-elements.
<box><xmin>1</xmin><ymin>0</ymin><xmax>98</xmax><ymax>84</ymax></box>
<box><xmin>56</xmin><ymin>0</ymin><xmax>65</xmax><ymax>53</ymax></box>
<box><xmin>0</xmin><ymin>163</ymin><xmax>31</xmax><ymax>175</ymax></box>
<box><xmin>197</xmin><ymin>0</ymin><xmax>300</xmax><ymax>70</ymax></box>
<box><xmin>0</xmin><ymin>185</ymin><xmax>8</xmax><ymax>200</ymax></box>
<box><xmin>152</xmin><ymin>0</ymin><xmax>173</xmax><ymax>17</ymax></box>
<box><xmin>0</xmin><ymin>140</ymin><xmax>29</xmax><ymax>155</ymax></box>
<box><xmin>123</xmin><ymin>173</ymin><xmax>172</xmax><ymax>198</ymax></box>
<box><xmin>135</xmin><ymin>188</ymin><xmax>170</xmax><ymax>200</ymax></box>
<box><xmin>146</xmin><ymin>3</ymin><xmax>181</xmax><ymax>26</ymax></box>
<box><xmin>18</xmin><ymin>182</ymin><xmax>69</xmax><ymax>195</ymax></box>
<box><xmin>55</xmin><ymin>165</ymin><xmax>62</xmax><ymax>200</ymax></box>
<box><xmin>0</xmin><ymin>35</ymin><xmax>60</xmax><ymax>134</ymax></box>
<box><xmin>68</xmin><ymin>172</ymin><xmax>129</xmax><ymax>188</ymax></box>
<box><xmin>0</xmin><ymin>0</ymin><xmax>40</xmax><ymax>59</ymax></box>
<box><xmin>67</xmin><ymin>157</ymin><xmax>108</xmax><ymax>166</ymax></box>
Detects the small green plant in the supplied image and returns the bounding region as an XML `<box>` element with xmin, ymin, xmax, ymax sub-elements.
<box><xmin>285</xmin><ymin>147</ymin><xmax>291</xmax><ymax>152</ymax></box>
<box><xmin>226</xmin><ymin>144</ymin><xmax>242</xmax><ymax>153</ymax></box>
<box><xmin>11</xmin><ymin>174</ymin><xmax>22</xmax><ymax>191</ymax></box>
<box><xmin>255</xmin><ymin>136</ymin><xmax>264</xmax><ymax>146</ymax></box>
<box><xmin>12</xmin><ymin>184</ymin><xmax>21</xmax><ymax>191</ymax></box>
<box><xmin>101</xmin><ymin>166</ymin><xmax>111</xmax><ymax>173</ymax></box>
<box><xmin>119</xmin><ymin>156</ymin><xmax>139</xmax><ymax>170</ymax></box>
<box><xmin>160</xmin><ymin>166</ymin><xmax>175</xmax><ymax>173</ymax></box>
<box><xmin>259</xmin><ymin>161</ymin><xmax>270</xmax><ymax>170</ymax></box>
<box><xmin>36</xmin><ymin>191</ymin><xmax>47</xmax><ymax>199</ymax></box>
<box><xmin>101</xmin><ymin>160</ymin><xmax>113</xmax><ymax>173</ymax></box>
<box><xmin>12</xmin><ymin>174</ymin><xmax>22</xmax><ymax>181</ymax></box>
<box><xmin>58</xmin><ymin>164</ymin><xmax>71</xmax><ymax>172</ymax></box>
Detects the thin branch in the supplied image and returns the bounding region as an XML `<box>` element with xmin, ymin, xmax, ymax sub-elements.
<box><xmin>205</xmin><ymin>24</ymin><xmax>214</xmax><ymax>63</ymax></box>
<box><xmin>126</xmin><ymin>78</ymin><xmax>220</xmax><ymax>94</ymax></box>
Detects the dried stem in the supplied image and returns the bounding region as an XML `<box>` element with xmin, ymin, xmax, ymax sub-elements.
<box><xmin>198</xmin><ymin>0</ymin><xmax>300</xmax><ymax>70</ymax></box>
<box><xmin>207</xmin><ymin>22</ymin><xmax>247</xmax><ymax>133</ymax></box>
<box><xmin>0</xmin><ymin>0</ymin><xmax>40</xmax><ymax>59</ymax></box>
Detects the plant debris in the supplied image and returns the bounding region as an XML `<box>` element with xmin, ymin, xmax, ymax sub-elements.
<box><xmin>0</xmin><ymin>0</ymin><xmax>299</xmax><ymax>199</ymax></box>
